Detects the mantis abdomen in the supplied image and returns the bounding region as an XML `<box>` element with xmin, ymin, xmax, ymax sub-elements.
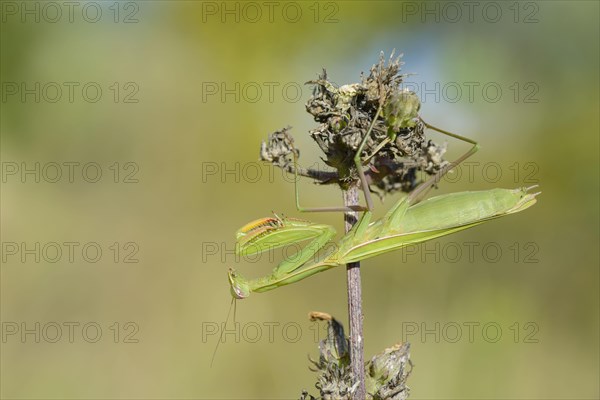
<box><xmin>396</xmin><ymin>188</ymin><xmax>534</xmax><ymax>233</ymax></box>
<box><xmin>338</xmin><ymin>187</ymin><xmax>538</xmax><ymax>264</ymax></box>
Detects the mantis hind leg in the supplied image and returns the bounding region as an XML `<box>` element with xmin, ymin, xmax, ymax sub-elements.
<box><xmin>292</xmin><ymin>112</ymin><xmax>479</xmax><ymax>213</ymax></box>
<box><xmin>381</xmin><ymin>119</ymin><xmax>479</xmax><ymax>231</ymax></box>
<box><xmin>294</xmin><ymin>107</ymin><xmax>382</xmax><ymax>213</ymax></box>
<box><xmin>407</xmin><ymin>118</ymin><xmax>480</xmax><ymax>204</ymax></box>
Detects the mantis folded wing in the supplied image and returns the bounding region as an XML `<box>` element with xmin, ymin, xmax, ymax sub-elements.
<box><xmin>228</xmin><ymin>186</ymin><xmax>539</xmax><ymax>299</ymax></box>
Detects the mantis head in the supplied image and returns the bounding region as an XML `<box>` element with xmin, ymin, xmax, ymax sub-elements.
<box><xmin>228</xmin><ymin>268</ymin><xmax>250</xmax><ymax>299</ymax></box>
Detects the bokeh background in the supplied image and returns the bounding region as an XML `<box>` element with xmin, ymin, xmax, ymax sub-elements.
<box><xmin>1</xmin><ymin>1</ymin><xmax>598</xmax><ymax>399</ymax></box>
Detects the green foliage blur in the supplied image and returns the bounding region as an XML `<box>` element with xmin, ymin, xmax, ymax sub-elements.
<box><xmin>1</xmin><ymin>1</ymin><xmax>598</xmax><ymax>399</ymax></box>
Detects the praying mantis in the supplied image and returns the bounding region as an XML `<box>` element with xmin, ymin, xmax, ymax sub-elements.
<box><xmin>227</xmin><ymin>89</ymin><xmax>540</xmax><ymax>300</ymax></box>
<box><xmin>229</xmin><ymin>186</ymin><xmax>538</xmax><ymax>298</ymax></box>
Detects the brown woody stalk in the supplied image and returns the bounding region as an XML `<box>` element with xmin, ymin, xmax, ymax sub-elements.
<box><xmin>343</xmin><ymin>186</ymin><xmax>366</xmax><ymax>399</ymax></box>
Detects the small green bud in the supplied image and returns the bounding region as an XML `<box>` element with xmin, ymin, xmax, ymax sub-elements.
<box><xmin>384</xmin><ymin>90</ymin><xmax>421</xmax><ymax>134</ymax></box>
<box><xmin>329</xmin><ymin>116</ymin><xmax>348</xmax><ymax>133</ymax></box>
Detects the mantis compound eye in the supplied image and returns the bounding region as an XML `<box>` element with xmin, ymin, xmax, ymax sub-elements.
<box><xmin>227</xmin><ymin>268</ymin><xmax>250</xmax><ymax>299</ymax></box>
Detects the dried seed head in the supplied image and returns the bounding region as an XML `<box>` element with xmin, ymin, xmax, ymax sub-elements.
<box><xmin>262</xmin><ymin>52</ymin><xmax>448</xmax><ymax>198</ymax></box>
<box><xmin>259</xmin><ymin>126</ymin><xmax>299</xmax><ymax>168</ymax></box>
<box><xmin>302</xmin><ymin>313</ymin><xmax>412</xmax><ymax>400</ymax></box>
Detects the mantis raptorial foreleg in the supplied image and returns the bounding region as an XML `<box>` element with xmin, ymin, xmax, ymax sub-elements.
<box><xmin>235</xmin><ymin>216</ymin><xmax>336</xmax><ymax>280</ymax></box>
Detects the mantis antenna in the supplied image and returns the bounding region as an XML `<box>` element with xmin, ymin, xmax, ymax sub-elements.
<box><xmin>210</xmin><ymin>297</ymin><xmax>236</xmax><ymax>367</ymax></box>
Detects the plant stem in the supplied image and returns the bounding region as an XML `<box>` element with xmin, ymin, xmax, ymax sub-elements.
<box><xmin>343</xmin><ymin>185</ymin><xmax>366</xmax><ymax>399</ymax></box>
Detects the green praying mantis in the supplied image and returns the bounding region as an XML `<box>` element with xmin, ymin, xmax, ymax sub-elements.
<box><xmin>229</xmin><ymin>187</ymin><xmax>538</xmax><ymax>298</ymax></box>
<box><xmin>227</xmin><ymin>91</ymin><xmax>540</xmax><ymax>300</ymax></box>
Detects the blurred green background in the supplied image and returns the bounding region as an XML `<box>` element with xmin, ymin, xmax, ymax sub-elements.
<box><xmin>1</xmin><ymin>1</ymin><xmax>598</xmax><ymax>399</ymax></box>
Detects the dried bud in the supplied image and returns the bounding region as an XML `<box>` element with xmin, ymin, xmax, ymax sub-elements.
<box><xmin>366</xmin><ymin>342</ymin><xmax>412</xmax><ymax>400</ymax></box>
<box><xmin>259</xmin><ymin>127</ymin><xmax>299</xmax><ymax>168</ymax></box>
<box><xmin>302</xmin><ymin>313</ymin><xmax>411</xmax><ymax>400</ymax></box>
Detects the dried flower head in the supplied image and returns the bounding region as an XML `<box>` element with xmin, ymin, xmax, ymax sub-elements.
<box><xmin>261</xmin><ymin>51</ymin><xmax>448</xmax><ymax>196</ymax></box>
<box><xmin>301</xmin><ymin>312</ymin><xmax>412</xmax><ymax>400</ymax></box>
